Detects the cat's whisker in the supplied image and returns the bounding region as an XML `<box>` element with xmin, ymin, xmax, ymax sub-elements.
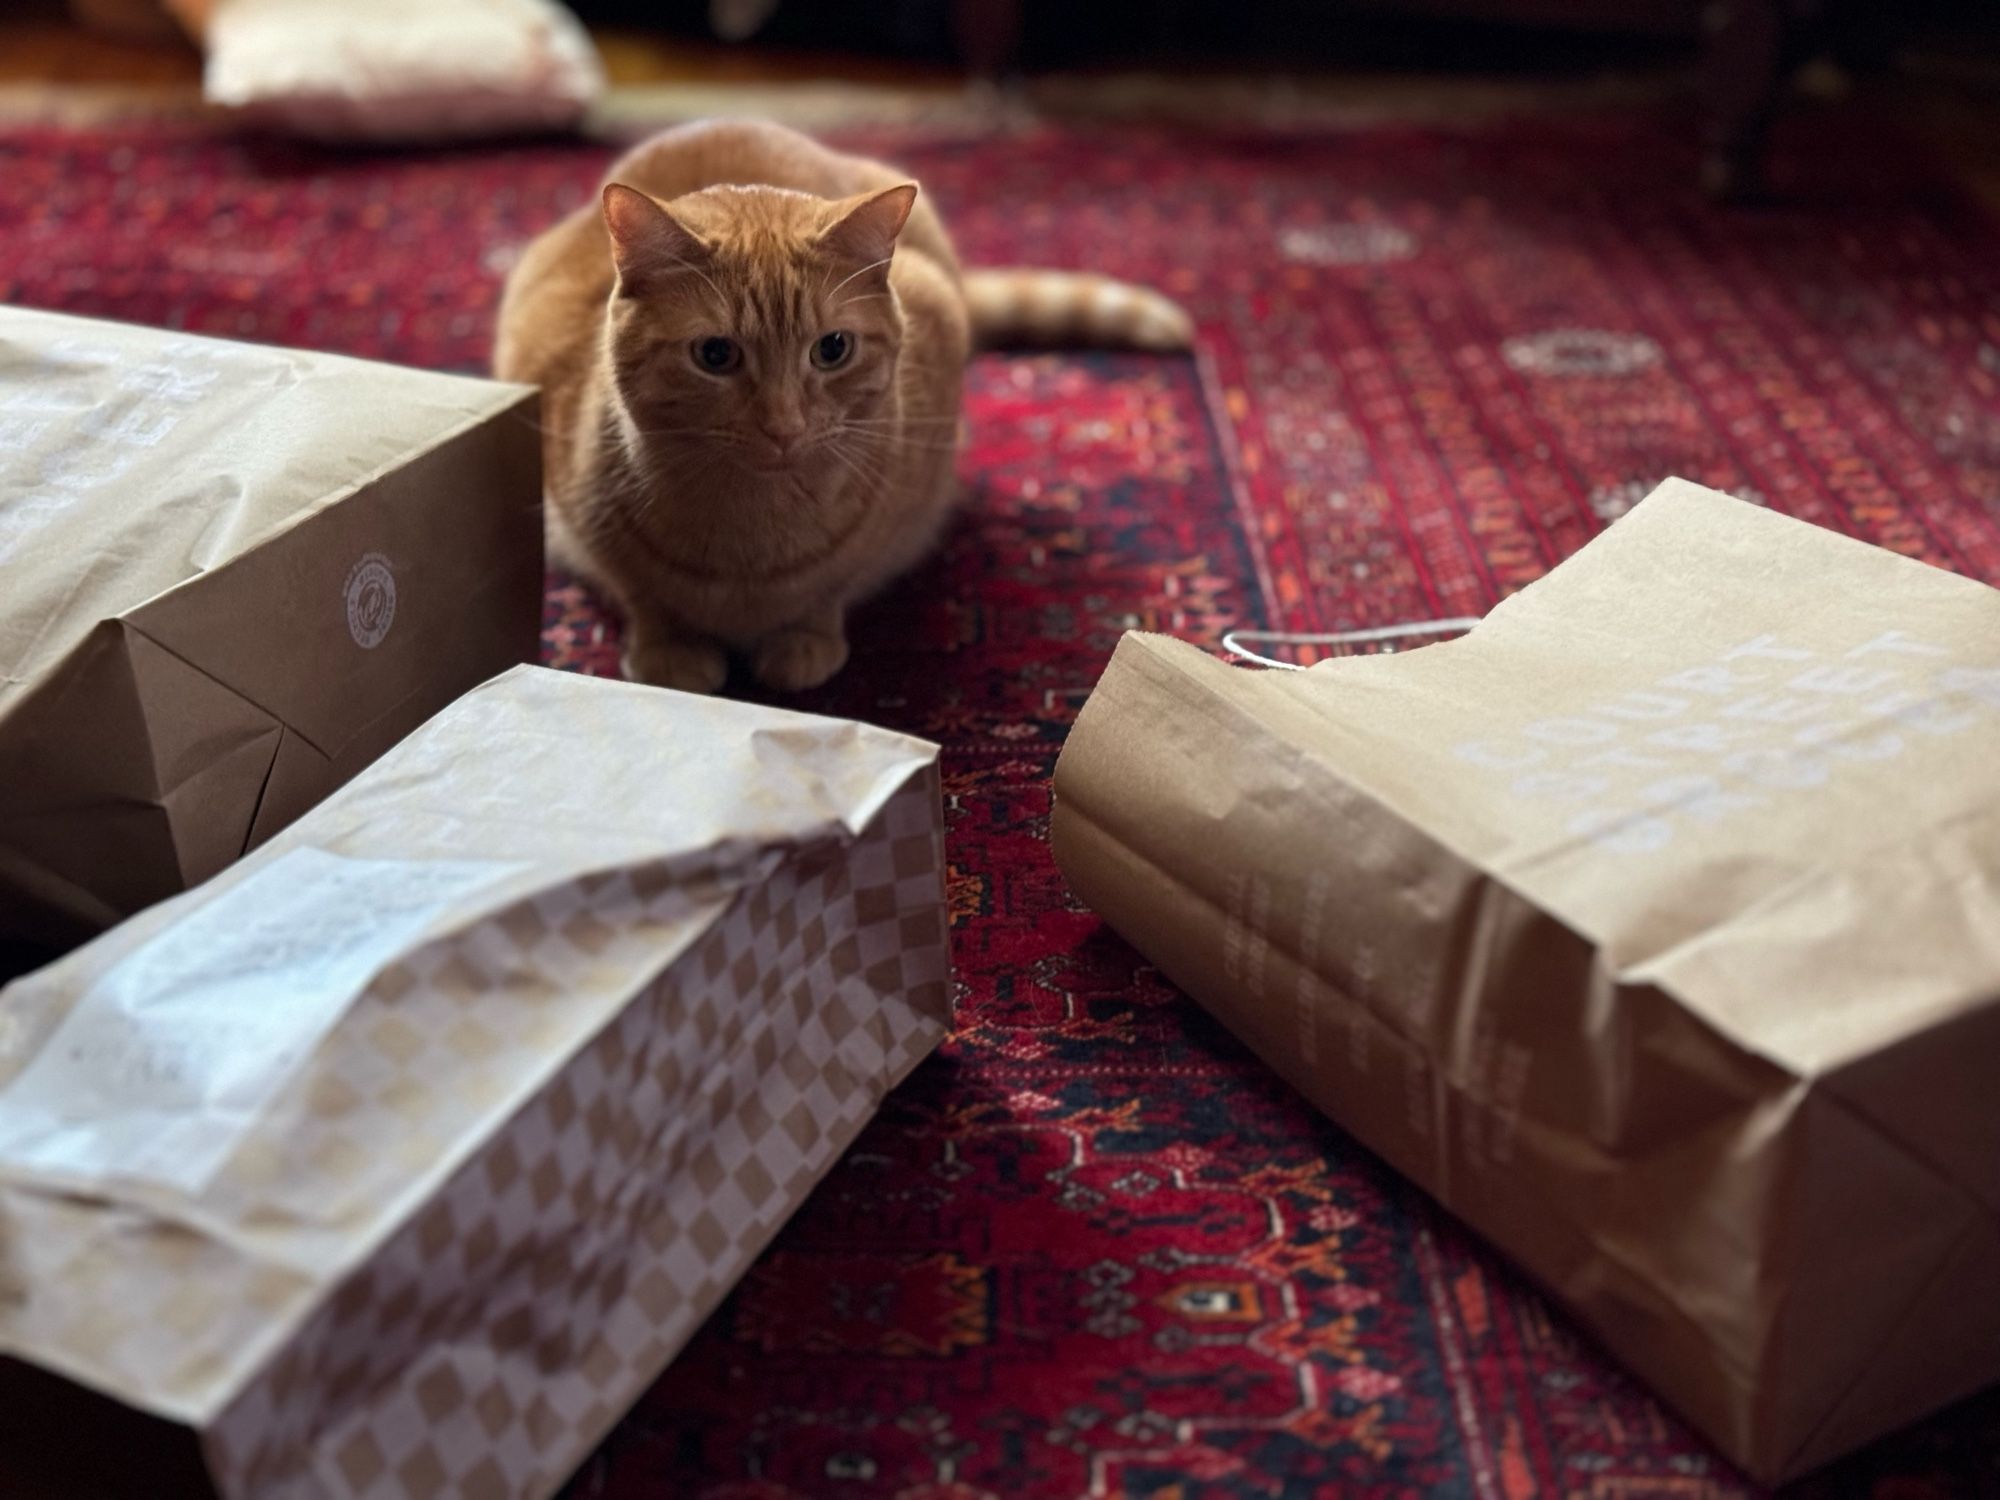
<box><xmin>822</xmin><ymin>446</ymin><xmax>879</xmax><ymax>495</ymax></box>
<box><xmin>823</xmin><ymin>433</ymin><xmax>896</xmax><ymax>477</ymax></box>
<box><xmin>623</xmin><ymin>423</ymin><xmax>746</xmax><ymax>444</ymax></box>
<box><xmin>815</xmin><ymin>436</ymin><xmax>875</xmax><ymax>484</ymax></box>
<box><xmin>825</xmin><ymin>257</ymin><xmax>893</xmax><ymax>301</ymax></box>
<box><xmin>853</xmin><ymin>447</ymin><xmax>958</xmax><ymax>464</ymax></box>
<box><xmin>839</xmin><ymin>442</ymin><xmax>930</xmax><ymax>494</ymax></box>
<box><xmin>841</xmin><ymin>429</ymin><xmax>963</xmax><ymax>456</ymax></box>
<box><xmin>662</xmin><ymin>255</ymin><xmax>728</xmax><ymax>308</ymax></box>
<box><xmin>503</xmin><ymin>409</ymin><xmax>555</xmax><ymax>437</ymax></box>
<box><xmin>632</xmin><ymin>446</ymin><xmax>730</xmax><ymax>518</ymax></box>
<box><xmin>841</xmin><ymin>436</ymin><xmax>958</xmax><ymax>461</ymax></box>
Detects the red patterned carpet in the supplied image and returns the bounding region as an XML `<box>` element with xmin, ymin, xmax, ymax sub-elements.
<box><xmin>5</xmin><ymin>106</ymin><xmax>2000</xmax><ymax>1499</ymax></box>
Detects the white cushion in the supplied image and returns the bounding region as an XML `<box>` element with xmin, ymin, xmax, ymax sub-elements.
<box><xmin>185</xmin><ymin>0</ymin><xmax>604</xmax><ymax>142</ymax></box>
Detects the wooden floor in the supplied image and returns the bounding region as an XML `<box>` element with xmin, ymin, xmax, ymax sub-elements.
<box><xmin>3</xmin><ymin>3</ymin><xmax>1997</xmax><ymax>208</ymax></box>
<box><xmin>1</xmin><ymin>17</ymin><xmax>202</xmax><ymax>86</ymax></box>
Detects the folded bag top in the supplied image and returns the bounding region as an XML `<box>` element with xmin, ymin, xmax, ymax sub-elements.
<box><xmin>0</xmin><ymin>666</ymin><xmax>951</xmax><ymax>1500</ymax></box>
<box><xmin>0</xmin><ymin>307</ymin><xmax>543</xmax><ymax>950</ymax></box>
<box><xmin>1052</xmin><ymin>478</ymin><xmax>2000</xmax><ymax>1483</ymax></box>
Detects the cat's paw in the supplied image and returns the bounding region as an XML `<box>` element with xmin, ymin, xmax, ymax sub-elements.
<box><xmin>754</xmin><ymin>628</ymin><xmax>849</xmax><ymax>692</ymax></box>
<box><xmin>622</xmin><ymin>635</ymin><xmax>729</xmax><ymax>695</ymax></box>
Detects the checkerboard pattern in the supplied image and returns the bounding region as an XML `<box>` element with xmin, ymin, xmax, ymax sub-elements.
<box><xmin>138</xmin><ymin>765</ymin><xmax>945</xmax><ymax>1499</ymax></box>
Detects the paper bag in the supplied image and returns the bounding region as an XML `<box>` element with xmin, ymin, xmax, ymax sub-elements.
<box><xmin>1051</xmin><ymin>479</ymin><xmax>2000</xmax><ymax>1485</ymax></box>
<box><xmin>0</xmin><ymin>665</ymin><xmax>952</xmax><ymax>1500</ymax></box>
<box><xmin>0</xmin><ymin>307</ymin><xmax>543</xmax><ymax>965</ymax></box>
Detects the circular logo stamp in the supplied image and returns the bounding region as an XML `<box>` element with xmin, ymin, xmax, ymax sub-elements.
<box><xmin>343</xmin><ymin>553</ymin><xmax>396</xmax><ymax>650</ymax></box>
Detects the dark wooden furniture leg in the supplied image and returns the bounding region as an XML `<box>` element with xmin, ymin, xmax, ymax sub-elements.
<box><xmin>1700</xmin><ymin>0</ymin><xmax>1828</xmax><ymax>201</ymax></box>
<box><xmin>952</xmin><ymin>0</ymin><xmax>1025</xmax><ymax>77</ymax></box>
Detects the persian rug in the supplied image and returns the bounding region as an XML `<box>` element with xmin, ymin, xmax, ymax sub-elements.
<box><xmin>2</xmin><ymin>103</ymin><xmax>1998</xmax><ymax>1500</ymax></box>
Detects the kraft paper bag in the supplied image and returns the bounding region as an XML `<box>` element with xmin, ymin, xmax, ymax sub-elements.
<box><xmin>1052</xmin><ymin>478</ymin><xmax>2000</xmax><ymax>1485</ymax></box>
<box><xmin>0</xmin><ymin>307</ymin><xmax>544</xmax><ymax>967</ymax></box>
<box><xmin>0</xmin><ymin>665</ymin><xmax>952</xmax><ymax>1500</ymax></box>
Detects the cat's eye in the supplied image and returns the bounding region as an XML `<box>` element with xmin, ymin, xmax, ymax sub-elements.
<box><xmin>811</xmin><ymin>331</ymin><xmax>854</xmax><ymax>370</ymax></box>
<box><xmin>691</xmin><ymin>336</ymin><xmax>742</xmax><ymax>374</ymax></box>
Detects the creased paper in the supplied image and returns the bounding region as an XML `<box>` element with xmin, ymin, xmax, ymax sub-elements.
<box><xmin>1052</xmin><ymin>478</ymin><xmax>2000</xmax><ymax>1486</ymax></box>
<box><xmin>0</xmin><ymin>306</ymin><xmax>543</xmax><ymax>959</ymax></box>
<box><xmin>0</xmin><ymin>665</ymin><xmax>951</xmax><ymax>1500</ymax></box>
<box><xmin>0</xmin><ymin>847</ymin><xmax>519</xmax><ymax>1193</ymax></box>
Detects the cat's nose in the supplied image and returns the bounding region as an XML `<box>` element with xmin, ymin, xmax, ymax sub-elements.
<box><xmin>758</xmin><ymin>419</ymin><xmax>806</xmax><ymax>456</ymax></box>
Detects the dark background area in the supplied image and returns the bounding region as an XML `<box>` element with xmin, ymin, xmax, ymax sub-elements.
<box><xmin>566</xmin><ymin>0</ymin><xmax>2000</xmax><ymax>76</ymax></box>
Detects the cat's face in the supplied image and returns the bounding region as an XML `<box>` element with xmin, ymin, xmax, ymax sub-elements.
<box><xmin>601</xmin><ymin>182</ymin><xmax>914</xmax><ymax>481</ymax></box>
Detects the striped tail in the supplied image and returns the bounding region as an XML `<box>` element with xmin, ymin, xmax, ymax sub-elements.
<box><xmin>963</xmin><ymin>268</ymin><xmax>1195</xmax><ymax>352</ymax></box>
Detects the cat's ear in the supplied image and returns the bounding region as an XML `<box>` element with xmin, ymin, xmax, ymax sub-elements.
<box><xmin>603</xmin><ymin>183</ymin><xmax>708</xmax><ymax>292</ymax></box>
<box><xmin>823</xmin><ymin>184</ymin><xmax>918</xmax><ymax>268</ymax></box>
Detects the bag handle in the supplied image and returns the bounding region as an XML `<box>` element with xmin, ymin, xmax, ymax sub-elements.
<box><xmin>1220</xmin><ymin>618</ymin><xmax>1482</xmax><ymax>671</ymax></box>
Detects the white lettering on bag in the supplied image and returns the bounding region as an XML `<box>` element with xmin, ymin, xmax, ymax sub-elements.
<box><xmin>0</xmin><ymin>339</ymin><xmax>233</xmax><ymax>567</ymax></box>
<box><xmin>1453</xmin><ymin>741</ymin><xmax>1545</xmax><ymax>771</ymax></box>
<box><xmin>1452</xmin><ymin>630</ymin><xmax>1996</xmax><ymax>855</ymax></box>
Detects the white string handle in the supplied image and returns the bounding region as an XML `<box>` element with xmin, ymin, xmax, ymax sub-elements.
<box><xmin>1221</xmin><ymin>618</ymin><xmax>1483</xmax><ymax>671</ymax></box>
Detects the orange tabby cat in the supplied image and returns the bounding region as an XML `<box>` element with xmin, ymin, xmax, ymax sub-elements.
<box><xmin>495</xmin><ymin>119</ymin><xmax>1192</xmax><ymax>693</ymax></box>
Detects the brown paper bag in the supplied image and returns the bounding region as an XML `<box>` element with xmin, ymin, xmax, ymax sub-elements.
<box><xmin>1052</xmin><ymin>478</ymin><xmax>2000</xmax><ymax>1485</ymax></box>
<box><xmin>0</xmin><ymin>307</ymin><xmax>543</xmax><ymax>963</ymax></box>
<box><xmin>0</xmin><ymin>664</ymin><xmax>952</xmax><ymax>1500</ymax></box>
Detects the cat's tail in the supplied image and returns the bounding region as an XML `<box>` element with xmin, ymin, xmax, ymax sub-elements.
<box><xmin>962</xmin><ymin>269</ymin><xmax>1195</xmax><ymax>352</ymax></box>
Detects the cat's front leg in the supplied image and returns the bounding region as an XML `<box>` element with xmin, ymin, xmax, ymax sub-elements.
<box><xmin>622</xmin><ymin>612</ymin><xmax>729</xmax><ymax>695</ymax></box>
<box><xmin>753</xmin><ymin>603</ymin><xmax>849</xmax><ymax>692</ymax></box>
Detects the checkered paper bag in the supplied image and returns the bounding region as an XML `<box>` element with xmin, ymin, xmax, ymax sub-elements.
<box><xmin>0</xmin><ymin>665</ymin><xmax>951</xmax><ymax>1500</ymax></box>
